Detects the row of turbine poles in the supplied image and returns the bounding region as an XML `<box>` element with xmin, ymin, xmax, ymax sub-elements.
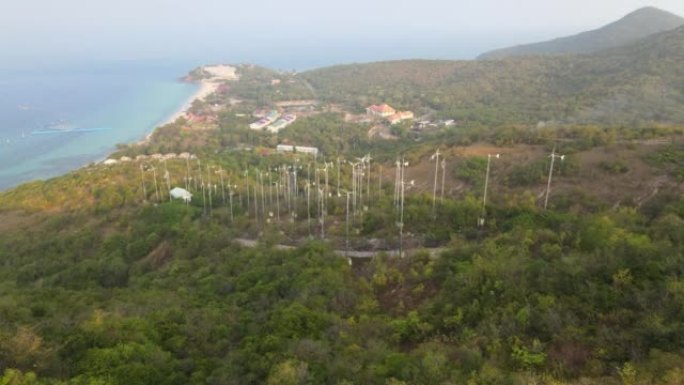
<box><xmin>137</xmin><ymin>147</ymin><xmax>565</xmax><ymax>237</ymax></box>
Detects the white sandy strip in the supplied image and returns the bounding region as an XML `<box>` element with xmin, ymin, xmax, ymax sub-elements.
<box><xmin>160</xmin><ymin>80</ymin><xmax>219</xmax><ymax>126</ymax></box>
<box><xmin>137</xmin><ymin>80</ymin><xmax>219</xmax><ymax>145</ymax></box>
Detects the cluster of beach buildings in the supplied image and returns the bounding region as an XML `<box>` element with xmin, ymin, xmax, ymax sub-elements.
<box><xmin>366</xmin><ymin>103</ymin><xmax>414</xmax><ymax>125</ymax></box>
<box><xmin>102</xmin><ymin>152</ymin><xmax>197</xmax><ymax>166</ymax></box>
<box><xmin>249</xmin><ymin>109</ymin><xmax>297</xmax><ymax>133</ymax></box>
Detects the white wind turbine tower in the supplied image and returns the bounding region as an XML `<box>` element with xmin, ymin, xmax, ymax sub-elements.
<box><xmin>185</xmin><ymin>157</ymin><xmax>191</xmax><ymax>191</ymax></box>
<box><xmin>253</xmin><ymin>172</ymin><xmax>259</xmax><ymax>223</ymax></box>
<box><xmin>354</xmin><ymin>158</ymin><xmax>364</xmax><ymax>210</ymax></box>
<box><xmin>479</xmin><ymin>153</ymin><xmax>500</xmax><ymax>227</ymax></box>
<box><xmin>206</xmin><ymin>165</ymin><xmax>213</xmax><ymax>215</ymax></box>
<box><xmin>397</xmin><ymin>157</ymin><xmax>412</xmax><ymax>258</ymax></box>
<box><xmin>201</xmin><ymin>180</ymin><xmax>207</xmax><ymax>215</ymax></box>
<box><xmin>324</xmin><ymin>161</ymin><xmax>333</xmax><ymax>213</ymax></box>
<box><xmin>164</xmin><ymin>159</ymin><xmax>172</xmax><ymax>202</ymax></box>
<box><xmin>349</xmin><ymin>161</ymin><xmax>360</xmax><ymax>219</ymax></box>
<box><xmin>228</xmin><ymin>182</ymin><xmax>236</xmax><ymax>221</ymax></box>
<box><xmin>440</xmin><ymin>158</ymin><xmax>446</xmax><ymax>204</ymax></box>
<box><xmin>365</xmin><ymin>154</ymin><xmax>372</xmax><ymax>208</ymax></box>
<box><xmin>275</xmin><ymin>181</ymin><xmax>281</xmax><ymax>223</ymax></box>
<box><xmin>292</xmin><ymin>164</ymin><xmax>300</xmax><ymax>223</ymax></box>
<box><xmin>544</xmin><ymin>146</ymin><xmax>565</xmax><ymax>210</ymax></box>
<box><xmin>245</xmin><ymin>169</ymin><xmax>250</xmax><ymax>218</ymax></box>
<box><xmin>394</xmin><ymin>158</ymin><xmax>401</xmax><ymax>210</ymax></box>
<box><xmin>430</xmin><ymin>148</ymin><xmax>441</xmax><ymax>214</ymax></box>
<box><xmin>259</xmin><ymin>170</ymin><xmax>266</xmax><ymax>223</ymax></box>
<box><xmin>150</xmin><ymin>165</ymin><xmax>161</xmax><ymax>203</ymax></box>
<box><xmin>344</xmin><ymin>190</ymin><xmax>351</xmax><ymax>258</ymax></box>
<box><xmin>293</xmin><ymin>159</ymin><xmax>300</xmax><ymax>199</ymax></box>
<box><xmin>336</xmin><ymin>157</ymin><xmax>341</xmax><ymax>197</ymax></box>
<box><xmin>378</xmin><ymin>164</ymin><xmax>383</xmax><ymax>201</ymax></box>
<box><xmin>318</xmin><ymin>187</ymin><xmax>326</xmax><ymax>239</ymax></box>
<box><xmin>196</xmin><ymin>158</ymin><xmax>203</xmax><ymax>192</ymax></box>
<box><xmin>139</xmin><ymin>163</ymin><xmax>147</xmax><ymax>202</ymax></box>
<box><xmin>218</xmin><ymin>167</ymin><xmax>226</xmax><ymax>207</ymax></box>
<box><xmin>306</xmin><ymin>181</ymin><xmax>312</xmax><ymax>236</ymax></box>
<box><xmin>284</xmin><ymin>165</ymin><xmax>291</xmax><ymax>215</ymax></box>
<box><xmin>269</xmin><ymin>169</ymin><xmax>274</xmax><ymax>208</ymax></box>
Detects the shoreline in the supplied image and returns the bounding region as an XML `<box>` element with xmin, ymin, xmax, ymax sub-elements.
<box><xmin>0</xmin><ymin>65</ymin><xmax>237</xmax><ymax>192</ymax></box>
<box><xmin>139</xmin><ymin>79</ymin><xmax>220</xmax><ymax>145</ymax></box>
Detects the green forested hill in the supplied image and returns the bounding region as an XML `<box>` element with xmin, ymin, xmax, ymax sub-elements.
<box><xmin>1</xmin><ymin>171</ymin><xmax>684</xmax><ymax>384</ymax></box>
<box><xmin>3</xmin><ymin>48</ymin><xmax>684</xmax><ymax>384</ymax></box>
<box><xmin>478</xmin><ymin>7</ymin><xmax>684</xmax><ymax>59</ymax></box>
<box><xmin>301</xmin><ymin>26</ymin><xmax>684</xmax><ymax>126</ymax></box>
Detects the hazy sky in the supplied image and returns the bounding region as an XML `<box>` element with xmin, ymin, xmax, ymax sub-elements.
<box><xmin>2</xmin><ymin>0</ymin><xmax>684</xmax><ymax>69</ymax></box>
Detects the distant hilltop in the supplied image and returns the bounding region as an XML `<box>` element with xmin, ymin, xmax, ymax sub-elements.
<box><xmin>183</xmin><ymin>64</ymin><xmax>239</xmax><ymax>82</ymax></box>
<box><xmin>478</xmin><ymin>6</ymin><xmax>684</xmax><ymax>59</ymax></box>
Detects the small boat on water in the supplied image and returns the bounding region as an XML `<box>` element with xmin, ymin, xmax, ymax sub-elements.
<box><xmin>31</xmin><ymin>121</ymin><xmax>111</xmax><ymax>135</ymax></box>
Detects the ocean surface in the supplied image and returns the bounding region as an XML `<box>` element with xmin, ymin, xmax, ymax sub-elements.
<box><xmin>0</xmin><ymin>37</ymin><xmax>496</xmax><ymax>191</ymax></box>
<box><xmin>0</xmin><ymin>61</ymin><xmax>199</xmax><ymax>190</ymax></box>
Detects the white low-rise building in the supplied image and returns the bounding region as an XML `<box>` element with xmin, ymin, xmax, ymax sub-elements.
<box><xmin>276</xmin><ymin>144</ymin><xmax>319</xmax><ymax>156</ymax></box>
<box><xmin>170</xmin><ymin>187</ymin><xmax>192</xmax><ymax>203</ymax></box>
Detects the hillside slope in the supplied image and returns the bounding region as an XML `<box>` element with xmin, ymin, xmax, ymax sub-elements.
<box><xmin>302</xmin><ymin>25</ymin><xmax>684</xmax><ymax>125</ymax></box>
<box><xmin>2</xmin><ymin>60</ymin><xmax>684</xmax><ymax>384</ymax></box>
<box><xmin>478</xmin><ymin>7</ymin><xmax>684</xmax><ymax>60</ymax></box>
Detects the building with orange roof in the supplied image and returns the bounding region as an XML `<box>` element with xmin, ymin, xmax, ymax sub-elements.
<box><xmin>366</xmin><ymin>103</ymin><xmax>396</xmax><ymax>118</ymax></box>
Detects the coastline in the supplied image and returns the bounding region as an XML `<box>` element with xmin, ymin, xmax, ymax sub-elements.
<box><xmin>139</xmin><ymin>79</ymin><xmax>220</xmax><ymax>144</ymax></box>
<box><xmin>0</xmin><ymin>65</ymin><xmax>237</xmax><ymax>191</ymax></box>
<box><xmin>160</xmin><ymin>80</ymin><xmax>219</xmax><ymax>126</ymax></box>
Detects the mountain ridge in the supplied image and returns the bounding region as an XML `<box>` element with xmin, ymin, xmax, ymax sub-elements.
<box><xmin>300</xmin><ymin>22</ymin><xmax>684</xmax><ymax>126</ymax></box>
<box><xmin>478</xmin><ymin>6</ymin><xmax>684</xmax><ymax>60</ymax></box>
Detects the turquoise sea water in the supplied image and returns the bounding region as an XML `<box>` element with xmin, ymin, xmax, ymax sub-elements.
<box><xmin>0</xmin><ymin>37</ymin><xmax>489</xmax><ymax>191</ymax></box>
<box><xmin>0</xmin><ymin>61</ymin><xmax>199</xmax><ymax>190</ymax></box>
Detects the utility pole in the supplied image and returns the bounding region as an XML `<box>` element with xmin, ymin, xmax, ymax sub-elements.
<box><xmin>479</xmin><ymin>154</ymin><xmax>499</xmax><ymax>226</ymax></box>
<box><xmin>544</xmin><ymin>146</ymin><xmax>565</xmax><ymax>210</ymax></box>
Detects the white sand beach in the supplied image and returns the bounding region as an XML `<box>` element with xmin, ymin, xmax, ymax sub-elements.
<box><xmin>140</xmin><ymin>65</ymin><xmax>239</xmax><ymax>144</ymax></box>
<box><xmin>160</xmin><ymin>65</ymin><xmax>239</xmax><ymax>126</ymax></box>
<box><xmin>159</xmin><ymin>80</ymin><xmax>219</xmax><ymax>126</ymax></box>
